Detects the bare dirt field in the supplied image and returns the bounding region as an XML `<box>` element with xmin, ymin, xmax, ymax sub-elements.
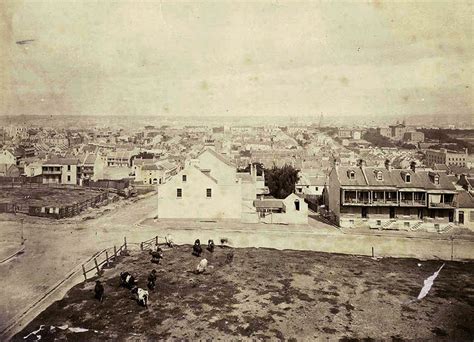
<box><xmin>0</xmin><ymin>186</ymin><xmax>103</xmax><ymax>207</ymax></box>
<box><xmin>13</xmin><ymin>245</ymin><xmax>473</xmax><ymax>341</ymax></box>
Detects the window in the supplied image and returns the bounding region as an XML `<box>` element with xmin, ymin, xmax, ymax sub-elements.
<box><xmin>206</xmin><ymin>188</ymin><xmax>212</xmax><ymax>198</ymax></box>
<box><xmin>177</xmin><ymin>188</ymin><xmax>182</xmax><ymax>198</ymax></box>
<box><xmin>182</xmin><ymin>175</ymin><xmax>187</xmax><ymax>182</ymax></box>
<box><xmin>67</xmin><ymin>165</ymin><xmax>71</xmax><ymax>171</ymax></box>
<box><xmin>315</xmin><ymin>187</ymin><xmax>319</xmax><ymax>191</ymax></box>
<box><xmin>375</xmin><ymin>171</ymin><xmax>383</xmax><ymax>181</ymax></box>
<box><xmin>294</xmin><ymin>200</ymin><xmax>300</xmax><ymax>211</ymax></box>
<box><xmin>348</xmin><ymin>170</ymin><xmax>355</xmax><ymax>179</ymax></box>
<box><xmin>405</xmin><ymin>174</ymin><xmax>411</xmax><ymax>183</ymax></box>
<box><xmin>67</xmin><ymin>175</ymin><xmax>71</xmax><ymax>182</ymax></box>
<box><xmin>434</xmin><ymin>176</ymin><xmax>439</xmax><ymax>185</ymax></box>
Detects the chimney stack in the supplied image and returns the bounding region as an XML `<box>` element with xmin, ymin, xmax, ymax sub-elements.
<box><xmin>384</xmin><ymin>159</ymin><xmax>392</xmax><ymax>171</ymax></box>
<box><xmin>410</xmin><ymin>161</ymin><xmax>416</xmax><ymax>173</ymax></box>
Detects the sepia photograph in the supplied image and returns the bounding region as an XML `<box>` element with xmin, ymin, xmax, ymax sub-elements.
<box><xmin>0</xmin><ymin>0</ymin><xmax>473</xmax><ymax>340</ymax></box>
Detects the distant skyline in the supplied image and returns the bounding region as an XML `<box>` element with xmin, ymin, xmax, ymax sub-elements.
<box><xmin>1</xmin><ymin>1</ymin><xmax>472</xmax><ymax>118</ymax></box>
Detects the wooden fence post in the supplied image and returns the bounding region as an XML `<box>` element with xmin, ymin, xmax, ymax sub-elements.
<box><xmin>106</xmin><ymin>251</ymin><xmax>109</xmax><ymax>267</ymax></box>
<box><xmin>94</xmin><ymin>258</ymin><xmax>100</xmax><ymax>275</ymax></box>
<box><xmin>82</xmin><ymin>264</ymin><xmax>87</xmax><ymax>281</ymax></box>
<box><xmin>114</xmin><ymin>245</ymin><xmax>117</xmax><ymax>259</ymax></box>
<box><xmin>155</xmin><ymin>236</ymin><xmax>158</xmax><ymax>245</ymax></box>
<box><xmin>124</xmin><ymin>237</ymin><xmax>127</xmax><ymax>251</ymax></box>
<box><xmin>140</xmin><ymin>242</ymin><xmax>143</xmax><ymax>251</ymax></box>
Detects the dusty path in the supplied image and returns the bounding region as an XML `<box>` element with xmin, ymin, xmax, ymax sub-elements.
<box><xmin>0</xmin><ymin>194</ymin><xmax>159</xmax><ymax>335</ymax></box>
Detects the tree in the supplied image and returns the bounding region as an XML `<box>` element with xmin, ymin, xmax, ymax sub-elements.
<box><xmin>264</xmin><ymin>164</ymin><xmax>300</xmax><ymax>199</ymax></box>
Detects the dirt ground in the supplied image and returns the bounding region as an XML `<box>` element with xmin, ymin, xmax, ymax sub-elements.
<box><xmin>0</xmin><ymin>186</ymin><xmax>103</xmax><ymax>207</ymax></box>
<box><xmin>14</xmin><ymin>245</ymin><xmax>474</xmax><ymax>341</ymax></box>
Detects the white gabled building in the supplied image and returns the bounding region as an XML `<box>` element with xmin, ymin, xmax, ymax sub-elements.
<box><xmin>157</xmin><ymin>148</ymin><xmax>244</xmax><ymax>219</ymax></box>
<box><xmin>0</xmin><ymin>149</ymin><xmax>16</xmax><ymax>166</ymax></box>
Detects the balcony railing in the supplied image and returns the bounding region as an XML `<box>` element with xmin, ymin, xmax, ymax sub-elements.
<box><xmin>399</xmin><ymin>199</ymin><xmax>426</xmax><ymax>206</ymax></box>
<box><xmin>42</xmin><ymin>169</ymin><xmax>62</xmax><ymax>174</ymax></box>
<box><xmin>429</xmin><ymin>201</ymin><xmax>456</xmax><ymax>208</ymax></box>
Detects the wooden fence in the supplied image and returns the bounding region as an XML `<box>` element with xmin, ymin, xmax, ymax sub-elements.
<box><xmin>81</xmin><ymin>236</ymin><xmax>165</xmax><ymax>281</ymax></box>
<box><xmin>81</xmin><ymin>237</ymin><xmax>128</xmax><ymax>281</ymax></box>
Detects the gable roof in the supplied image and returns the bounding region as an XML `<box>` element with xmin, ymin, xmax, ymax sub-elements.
<box><xmin>198</xmin><ymin>148</ymin><xmax>235</xmax><ymax>168</ymax></box>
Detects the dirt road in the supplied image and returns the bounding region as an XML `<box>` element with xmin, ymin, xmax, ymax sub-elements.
<box><xmin>0</xmin><ymin>194</ymin><xmax>159</xmax><ymax>334</ymax></box>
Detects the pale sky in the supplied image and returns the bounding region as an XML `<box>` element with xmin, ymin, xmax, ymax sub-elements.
<box><xmin>0</xmin><ymin>0</ymin><xmax>472</xmax><ymax>118</ymax></box>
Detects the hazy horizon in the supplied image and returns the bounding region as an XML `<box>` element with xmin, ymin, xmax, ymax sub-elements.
<box><xmin>1</xmin><ymin>1</ymin><xmax>472</xmax><ymax>118</ymax></box>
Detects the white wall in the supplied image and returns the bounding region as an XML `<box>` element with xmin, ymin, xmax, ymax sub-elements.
<box><xmin>157</xmin><ymin>166</ymin><xmax>242</xmax><ymax>219</ymax></box>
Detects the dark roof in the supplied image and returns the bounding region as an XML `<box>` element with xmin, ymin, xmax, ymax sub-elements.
<box><xmin>335</xmin><ymin>167</ymin><xmax>367</xmax><ymax>186</ymax></box>
<box><xmin>44</xmin><ymin>157</ymin><xmax>79</xmax><ymax>165</ymax></box>
<box><xmin>335</xmin><ymin>166</ymin><xmax>456</xmax><ymax>191</ymax></box>
<box><xmin>448</xmin><ymin>165</ymin><xmax>473</xmax><ymax>176</ymax></box>
<box><xmin>433</xmin><ymin>164</ymin><xmax>448</xmax><ymax>171</ymax></box>
<box><xmin>253</xmin><ymin>199</ymin><xmax>284</xmax><ymax>209</ymax></box>
<box><xmin>457</xmin><ymin>191</ymin><xmax>474</xmax><ymax>208</ymax></box>
<box><xmin>142</xmin><ymin>164</ymin><xmax>158</xmax><ymax>171</ymax></box>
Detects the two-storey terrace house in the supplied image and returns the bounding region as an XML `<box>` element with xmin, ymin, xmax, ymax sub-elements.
<box><xmin>328</xmin><ymin>162</ymin><xmax>457</xmax><ymax>231</ymax></box>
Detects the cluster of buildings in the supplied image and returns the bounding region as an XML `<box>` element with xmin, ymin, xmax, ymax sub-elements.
<box><xmin>1</xmin><ymin>121</ymin><xmax>473</xmax><ymax>230</ymax></box>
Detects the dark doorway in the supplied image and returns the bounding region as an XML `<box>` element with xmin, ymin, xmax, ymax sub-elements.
<box><xmin>389</xmin><ymin>207</ymin><xmax>395</xmax><ymax>219</ymax></box>
<box><xmin>362</xmin><ymin>207</ymin><xmax>368</xmax><ymax>218</ymax></box>
<box><xmin>418</xmin><ymin>209</ymin><xmax>424</xmax><ymax>220</ymax></box>
<box><xmin>449</xmin><ymin>211</ymin><xmax>454</xmax><ymax>223</ymax></box>
<box><xmin>459</xmin><ymin>211</ymin><xmax>464</xmax><ymax>225</ymax></box>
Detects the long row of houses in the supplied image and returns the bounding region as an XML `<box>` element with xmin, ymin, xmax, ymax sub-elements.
<box><xmin>156</xmin><ymin>149</ymin><xmax>474</xmax><ymax>230</ymax></box>
<box><xmin>0</xmin><ymin>148</ymin><xmax>179</xmax><ymax>187</ymax></box>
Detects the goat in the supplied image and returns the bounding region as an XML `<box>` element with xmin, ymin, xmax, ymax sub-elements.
<box><xmin>196</xmin><ymin>259</ymin><xmax>208</xmax><ymax>274</ymax></box>
<box><xmin>120</xmin><ymin>272</ymin><xmax>136</xmax><ymax>289</ymax></box>
<box><xmin>131</xmin><ymin>287</ymin><xmax>149</xmax><ymax>308</ymax></box>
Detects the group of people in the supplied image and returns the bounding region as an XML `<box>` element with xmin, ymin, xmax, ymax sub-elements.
<box><xmin>93</xmin><ymin>237</ymin><xmax>218</xmax><ymax>308</ymax></box>
<box><xmin>93</xmin><ymin>271</ymin><xmax>154</xmax><ymax>309</ymax></box>
<box><xmin>192</xmin><ymin>239</ymin><xmax>215</xmax><ymax>257</ymax></box>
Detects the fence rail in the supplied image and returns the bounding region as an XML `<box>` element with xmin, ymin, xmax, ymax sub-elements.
<box><xmin>81</xmin><ymin>236</ymin><xmax>164</xmax><ymax>281</ymax></box>
<box><xmin>81</xmin><ymin>237</ymin><xmax>128</xmax><ymax>281</ymax></box>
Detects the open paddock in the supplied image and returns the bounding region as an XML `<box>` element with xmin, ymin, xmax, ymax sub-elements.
<box><xmin>0</xmin><ymin>186</ymin><xmax>109</xmax><ymax>218</ymax></box>
<box><xmin>14</xmin><ymin>245</ymin><xmax>474</xmax><ymax>341</ymax></box>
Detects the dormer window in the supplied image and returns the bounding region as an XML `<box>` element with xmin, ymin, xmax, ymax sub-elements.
<box><xmin>405</xmin><ymin>174</ymin><xmax>411</xmax><ymax>183</ymax></box>
<box><xmin>375</xmin><ymin>171</ymin><xmax>383</xmax><ymax>181</ymax></box>
<box><xmin>347</xmin><ymin>170</ymin><xmax>355</xmax><ymax>180</ymax></box>
<box><xmin>434</xmin><ymin>175</ymin><xmax>439</xmax><ymax>185</ymax></box>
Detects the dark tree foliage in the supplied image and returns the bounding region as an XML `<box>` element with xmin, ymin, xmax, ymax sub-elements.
<box><xmin>419</xmin><ymin>129</ymin><xmax>473</xmax><ymax>153</ymax></box>
<box><xmin>264</xmin><ymin>164</ymin><xmax>300</xmax><ymax>199</ymax></box>
<box><xmin>362</xmin><ymin>129</ymin><xmax>396</xmax><ymax>148</ymax></box>
<box><xmin>134</xmin><ymin>151</ymin><xmax>155</xmax><ymax>160</ymax></box>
